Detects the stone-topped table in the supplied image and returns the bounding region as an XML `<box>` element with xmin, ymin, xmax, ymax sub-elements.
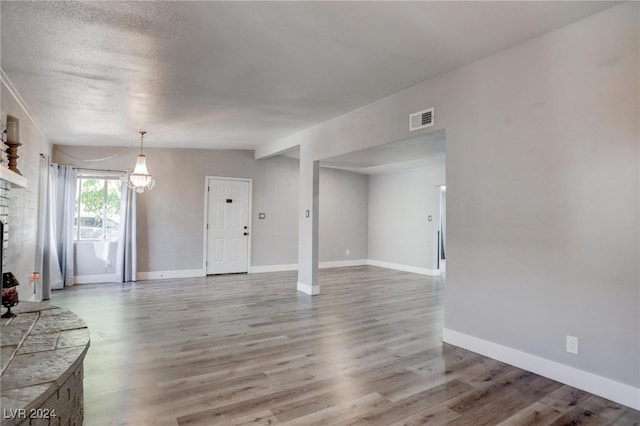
<box><xmin>1</xmin><ymin>302</ymin><xmax>90</xmax><ymax>426</ymax></box>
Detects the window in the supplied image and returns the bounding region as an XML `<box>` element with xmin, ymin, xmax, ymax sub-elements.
<box><xmin>74</xmin><ymin>176</ymin><xmax>121</xmax><ymax>241</ymax></box>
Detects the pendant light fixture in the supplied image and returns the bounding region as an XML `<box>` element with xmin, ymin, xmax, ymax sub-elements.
<box><xmin>123</xmin><ymin>131</ymin><xmax>155</xmax><ymax>193</ymax></box>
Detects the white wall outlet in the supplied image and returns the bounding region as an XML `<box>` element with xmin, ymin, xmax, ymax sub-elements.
<box><xmin>105</xmin><ymin>260</ymin><xmax>112</xmax><ymax>268</ymax></box>
<box><xmin>566</xmin><ymin>335</ymin><xmax>579</xmax><ymax>355</ymax></box>
<box><xmin>346</xmin><ymin>249</ymin><xmax>350</xmax><ymax>255</ymax></box>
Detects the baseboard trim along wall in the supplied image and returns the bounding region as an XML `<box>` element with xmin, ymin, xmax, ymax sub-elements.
<box><xmin>366</xmin><ymin>259</ymin><xmax>441</xmax><ymax>276</ymax></box>
<box><xmin>137</xmin><ymin>260</ymin><xmax>433</xmax><ymax>279</ymax></box>
<box><xmin>74</xmin><ymin>274</ymin><xmax>118</xmax><ymax>284</ymax></box>
<box><xmin>320</xmin><ymin>259</ymin><xmax>368</xmax><ymax>268</ymax></box>
<box><xmin>249</xmin><ymin>264</ymin><xmax>298</xmax><ymax>273</ymax></box>
<box><xmin>136</xmin><ymin>260</ymin><xmax>369</xmax><ymax>279</ymax></box>
<box><xmin>297</xmin><ymin>281</ymin><xmax>320</xmax><ymax>295</ymax></box>
<box><xmin>137</xmin><ymin>269</ymin><xmax>205</xmax><ymax>281</ymax></box>
<box><xmin>442</xmin><ymin>328</ymin><xmax>640</xmax><ymax>411</ymax></box>
<box><xmin>249</xmin><ymin>259</ymin><xmax>368</xmax><ymax>273</ymax></box>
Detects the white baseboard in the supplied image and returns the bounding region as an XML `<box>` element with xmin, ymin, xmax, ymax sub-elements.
<box><xmin>297</xmin><ymin>281</ymin><xmax>320</xmax><ymax>295</ymax></box>
<box><xmin>249</xmin><ymin>264</ymin><xmax>298</xmax><ymax>273</ymax></box>
<box><xmin>74</xmin><ymin>273</ymin><xmax>118</xmax><ymax>284</ymax></box>
<box><xmin>138</xmin><ymin>260</ymin><xmax>431</xmax><ymax>279</ymax></box>
<box><xmin>320</xmin><ymin>259</ymin><xmax>368</xmax><ymax>269</ymax></box>
<box><xmin>137</xmin><ymin>269</ymin><xmax>205</xmax><ymax>281</ymax></box>
<box><xmin>367</xmin><ymin>259</ymin><xmax>440</xmax><ymax>276</ymax></box>
<box><xmin>249</xmin><ymin>259</ymin><xmax>367</xmax><ymax>274</ymax></box>
<box><xmin>442</xmin><ymin>328</ymin><xmax>640</xmax><ymax>411</ymax></box>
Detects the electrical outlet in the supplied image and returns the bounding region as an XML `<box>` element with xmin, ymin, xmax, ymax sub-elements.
<box><xmin>105</xmin><ymin>260</ymin><xmax>112</xmax><ymax>268</ymax></box>
<box><xmin>346</xmin><ymin>249</ymin><xmax>350</xmax><ymax>255</ymax></box>
<box><xmin>566</xmin><ymin>335</ymin><xmax>579</xmax><ymax>355</ymax></box>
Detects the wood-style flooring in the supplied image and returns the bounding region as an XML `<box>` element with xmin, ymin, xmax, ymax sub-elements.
<box><xmin>48</xmin><ymin>266</ymin><xmax>640</xmax><ymax>425</ymax></box>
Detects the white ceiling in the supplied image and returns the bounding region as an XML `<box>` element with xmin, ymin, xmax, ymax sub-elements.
<box><xmin>324</xmin><ymin>130</ymin><xmax>446</xmax><ymax>175</ymax></box>
<box><xmin>1</xmin><ymin>1</ymin><xmax>616</xmax><ymax>150</ymax></box>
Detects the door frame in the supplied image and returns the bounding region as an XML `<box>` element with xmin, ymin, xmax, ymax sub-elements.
<box><xmin>202</xmin><ymin>176</ymin><xmax>253</xmax><ymax>275</ymax></box>
<box><xmin>432</xmin><ymin>184</ymin><xmax>446</xmax><ymax>275</ymax></box>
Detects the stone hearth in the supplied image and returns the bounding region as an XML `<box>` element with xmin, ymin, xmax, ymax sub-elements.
<box><xmin>1</xmin><ymin>302</ymin><xmax>89</xmax><ymax>426</ymax></box>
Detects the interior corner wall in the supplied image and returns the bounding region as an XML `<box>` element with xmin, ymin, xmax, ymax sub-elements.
<box><xmin>368</xmin><ymin>166</ymin><xmax>444</xmax><ymax>271</ymax></box>
<box><xmin>1</xmin><ymin>78</ymin><xmax>53</xmax><ymax>295</ymax></box>
<box><xmin>52</xmin><ymin>146</ymin><xmax>369</xmax><ymax>276</ymax></box>
<box><xmin>319</xmin><ymin>167</ymin><xmax>368</xmax><ymax>263</ymax></box>
<box><xmin>263</xmin><ymin>2</ymin><xmax>640</xmax><ymax>396</ymax></box>
<box><xmin>443</xmin><ymin>3</ymin><xmax>640</xmax><ymax>391</ymax></box>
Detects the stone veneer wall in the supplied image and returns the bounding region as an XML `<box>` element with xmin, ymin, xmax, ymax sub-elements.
<box><xmin>10</xmin><ymin>365</ymin><xmax>84</xmax><ymax>426</ymax></box>
<box><xmin>16</xmin><ymin>365</ymin><xmax>84</xmax><ymax>426</ymax></box>
<box><xmin>1</xmin><ymin>303</ymin><xmax>89</xmax><ymax>426</ymax></box>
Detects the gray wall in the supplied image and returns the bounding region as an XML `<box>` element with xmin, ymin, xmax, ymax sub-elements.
<box><xmin>74</xmin><ymin>241</ymin><xmax>118</xmax><ymax>281</ymax></box>
<box><xmin>319</xmin><ymin>167</ymin><xmax>368</xmax><ymax>262</ymax></box>
<box><xmin>53</xmin><ymin>146</ymin><xmax>368</xmax><ymax>274</ymax></box>
<box><xmin>368</xmin><ymin>166</ymin><xmax>444</xmax><ymax>270</ymax></box>
<box><xmin>257</xmin><ymin>4</ymin><xmax>640</xmax><ymax>389</ymax></box>
<box><xmin>1</xmin><ymin>79</ymin><xmax>53</xmax><ymax>298</ymax></box>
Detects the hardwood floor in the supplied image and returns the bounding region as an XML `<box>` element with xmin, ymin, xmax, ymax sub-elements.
<box><xmin>48</xmin><ymin>266</ymin><xmax>640</xmax><ymax>425</ymax></box>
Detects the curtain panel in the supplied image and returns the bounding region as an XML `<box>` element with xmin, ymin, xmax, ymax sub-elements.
<box><xmin>36</xmin><ymin>160</ymin><xmax>77</xmax><ymax>300</ymax></box>
<box><xmin>116</xmin><ymin>181</ymin><xmax>137</xmax><ymax>282</ymax></box>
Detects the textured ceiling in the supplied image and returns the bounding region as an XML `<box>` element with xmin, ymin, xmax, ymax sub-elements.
<box><xmin>285</xmin><ymin>130</ymin><xmax>446</xmax><ymax>174</ymax></box>
<box><xmin>1</xmin><ymin>1</ymin><xmax>616</xmax><ymax>150</ymax></box>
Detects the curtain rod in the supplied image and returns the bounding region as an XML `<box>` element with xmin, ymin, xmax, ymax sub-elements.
<box><xmin>73</xmin><ymin>167</ymin><xmax>126</xmax><ymax>173</ymax></box>
<box><xmin>40</xmin><ymin>155</ymin><xmax>125</xmax><ymax>174</ymax></box>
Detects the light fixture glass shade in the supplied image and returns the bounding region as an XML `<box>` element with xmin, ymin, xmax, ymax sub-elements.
<box><xmin>123</xmin><ymin>131</ymin><xmax>155</xmax><ymax>193</ymax></box>
<box><xmin>130</xmin><ymin>175</ymin><xmax>151</xmax><ymax>187</ymax></box>
<box><xmin>131</xmin><ymin>155</ymin><xmax>150</xmax><ymax>183</ymax></box>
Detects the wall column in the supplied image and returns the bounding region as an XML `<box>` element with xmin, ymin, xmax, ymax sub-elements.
<box><xmin>297</xmin><ymin>146</ymin><xmax>319</xmax><ymax>295</ymax></box>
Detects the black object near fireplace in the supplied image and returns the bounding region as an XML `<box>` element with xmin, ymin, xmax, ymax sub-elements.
<box><xmin>1</xmin><ymin>220</ymin><xmax>21</xmax><ymax>318</ymax></box>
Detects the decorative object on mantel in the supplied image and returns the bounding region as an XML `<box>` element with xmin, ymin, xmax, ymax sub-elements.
<box><xmin>1</xmin><ymin>272</ymin><xmax>20</xmax><ymax>318</ymax></box>
<box><xmin>121</xmin><ymin>130</ymin><xmax>156</xmax><ymax>193</ymax></box>
<box><xmin>5</xmin><ymin>116</ymin><xmax>21</xmax><ymax>175</ymax></box>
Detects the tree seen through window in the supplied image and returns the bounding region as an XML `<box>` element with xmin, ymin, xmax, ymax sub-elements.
<box><xmin>74</xmin><ymin>177</ymin><xmax>121</xmax><ymax>240</ymax></box>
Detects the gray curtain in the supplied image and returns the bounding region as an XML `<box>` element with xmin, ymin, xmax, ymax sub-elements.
<box><xmin>38</xmin><ymin>162</ymin><xmax>77</xmax><ymax>300</ymax></box>
<box><xmin>116</xmin><ymin>182</ymin><xmax>137</xmax><ymax>282</ymax></box>
<box><xmin>55</xmin><ymin>165</ymin><xmax>76</xmax><ymax>287</ymax></box>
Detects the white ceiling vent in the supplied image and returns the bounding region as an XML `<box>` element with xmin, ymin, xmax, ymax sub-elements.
<box><xmin>409</xmin><ymin>108</ymin><xmax>434</xmax><ymax>131</ymax></box>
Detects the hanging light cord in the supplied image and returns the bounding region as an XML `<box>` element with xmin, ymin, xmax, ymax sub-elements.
<box><xmin>139</xmin><ymin>131</ymin><xmax>147</xmax><ymax>155</ymax></box>
<box><xmin>54</xmin><ymin>144</ymin><xmax>137</xmax><ymax>163</ymax></box>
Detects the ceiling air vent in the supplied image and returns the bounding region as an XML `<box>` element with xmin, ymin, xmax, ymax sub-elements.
<box><xmin>409</xmin><ymin>108</ymin><xmax>434</xmax><ymax>131</ymax></box>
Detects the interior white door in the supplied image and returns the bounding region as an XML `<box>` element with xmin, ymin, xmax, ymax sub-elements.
<box><xmin>206</xmin><ymin>178</ymin><xmax>250</xmax><ymax>274</ymax></box>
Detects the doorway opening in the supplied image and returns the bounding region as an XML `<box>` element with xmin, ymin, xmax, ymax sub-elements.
<box><xmin>437</xmin><ymin>185</ymin><xmax>446</xmax><ymax>274</ymax></box>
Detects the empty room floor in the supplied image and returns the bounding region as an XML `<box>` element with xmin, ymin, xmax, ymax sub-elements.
<box><xmin>48</xmin><ymin>266</ymin><xmax>640</xmax><ymax>425</ymax></box>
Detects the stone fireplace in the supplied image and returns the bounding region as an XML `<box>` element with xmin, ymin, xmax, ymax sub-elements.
<box><xmin>1</xmin><ymin>162</ymin><xmax>89</xmax><ymax>426</ymax></box>
<box><xmin>0</xmin><ymin>168</ymin><xmax>27</xmax><ymax>278</ymax></box>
